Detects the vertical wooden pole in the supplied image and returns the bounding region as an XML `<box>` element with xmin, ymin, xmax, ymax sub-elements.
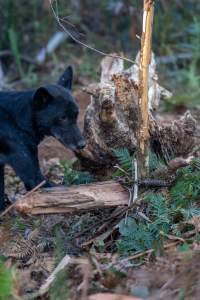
<box><xmin>137</xmin><ymin>0</ymin><xmax>154</xmax><ymax>178</ymax></box>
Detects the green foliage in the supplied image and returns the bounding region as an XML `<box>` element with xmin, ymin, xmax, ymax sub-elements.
<box><xmin>11</xmin><ymin>216</ymin><xmax>42</xmax><ymax>232</ymax></box>
<box><xmin>147</xmin><ymin>193</ymin><xmax>171</xmax><ymax>235</ymax></box>
<box><xmin>49</xmin><ymin>269</ymin><xmax>69</xmax><ymax>300</ymax></box>
<box><xmin>76</xmin><ymin>53</ymin><xmax>100</xmax><ymax>80</ymax></box>
<box><xmin>22</xmin><ymin>65</ymin><xmax>39</xmax><ymax>88</ymax></box>
<box><xmin>53</xmin><ymin>227</ymin><xmax>66</xmax><ymax>263</ymax></box>
<box><xmin>117</xmin><ymin>157</ymin><xmax>200</xmax><ymax>255</ymax></box>
<box><xmin>8</xmin><ymin>27</ymin><xmax>24</xmax><ymax>78</ymax></box>
<box><xmin>112</xmin><ymin>148</ymin><xmax>134</xmax><ymax>177</ymax></box>
<box><xmin>117</xmin><ymin>217</ymin><xmax>154</xmax><ymax>253</ymax></box>
<box><xmin>61</xmin><ymin>160</ymin><xmax>92</xmax><ymax>186</ymax></box>
<box><xmin>170</xmin><ymin>160</ymin><xmax>200</xmax><ymax>207</ymax></box>
<box><xmin>117</xmin><ymin>193</ymin><xmax>172</xmax><ymax>254</ymax></box>
<box><xmin>113</xmin><ymin>148</ymin><xmax>166</xmax><ymax>179</ymax></box>
<box><xmin>162</xmin><ymin>16</ymin><xmax>200</xmax><ymax>110</ymax></box>
<box><xmin>11</xmin><ymin>218</ymin><xmax>27</xmax><ymax>231</ymax></box>
<box><xmin>149</xmin><ymin>151</ymin><xmax>166</xmax><ymax>173</ymax></box>
<box><xmin>0</xmin><ymin>260</ymin><xmax>12</xmax><ymax>300</ymax></box>
<box><xmin>0</xmin><ymin>0</ymin><xmax>53</xmax><ymax>50</ymax></box>
<box><xmin>180</xmin><ymin>206</ymin><xmax>200</xmax><ymax>220</ymax></box>
<box><xmin>177</xmin><ymin>243</ymin><xmax>191</xmax><ymax>253</ymax></box>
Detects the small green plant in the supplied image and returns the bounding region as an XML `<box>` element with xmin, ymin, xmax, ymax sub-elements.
<box><xmin>11</xmin><ymin>217</ymin><xmax>27</xmax><ymax>231</ymax></box>
<box><xmin>22</xmin><ymin>65</ymin><xmax>39</xmax><ymax>88</ymax></box>
<box><xmin>53</xmin><ymin>227</ymin><xmax>66</xmax><ymax>263</ymax></box>
<box><xmin>170</xmin><ymin>159</ymin><xmax>200</xmax><ymax>207</ymax></box>
<box><xmin>0</xmin><ymin>260</ymin><xmax>12</xmax><ymax>300</ymax></box>
<box><xmin>112</xmin><ymin>148</ymin><xmax>134</xmax><ymax>178</ymax></box>
<box><xmin>117</xmin><ymin>217</ymin><xmax>154</xmax><ymax>253</ymax></box>
<box><xmin>8</xmin><ymin>27</ymin><xmax>24</xmax><ymax>78</ymax></box>
<box><xmin>147</xmin><ymin>193</ymin><xmax>171</xmax><ymax>235</ymax></box>
<box><xmin>61</xmin><ymin>160</ymin><xmax>92</xmax><ymax>186</ymax></box>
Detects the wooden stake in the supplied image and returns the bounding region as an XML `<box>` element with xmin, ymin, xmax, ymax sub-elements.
<box><xmin>138</xmin><ymin>0</ymin><xmax>154</xmax><ymax>178</ymax></box>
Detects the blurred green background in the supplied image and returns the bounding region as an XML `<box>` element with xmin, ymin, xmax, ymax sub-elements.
<box><xmin>0</xmin><ymin>0</ymin><xmax>200</xmax><ymax>111</ymax></box>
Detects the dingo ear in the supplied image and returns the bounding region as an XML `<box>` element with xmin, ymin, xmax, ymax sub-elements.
<box><xmin>57</xmin><ymin>66</ymin><xmax>73</xmax><ymax>90</ymax></box>
<box><xmin>33</xmin><ymin>87</ymin><xmax>53</xmax><ymax>110</ymax></box>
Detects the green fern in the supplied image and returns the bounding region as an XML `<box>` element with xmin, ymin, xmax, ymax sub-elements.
<box><xmin>117</xmin><ymin>217</ymin><xmax>154</xmax><ymax>253</ymax></box>
<box><xmin>149</xmin><ymin>151</ymin><xmax>166</xmax><ymax>172</ymax></box>
<box><xmin>53</xmin><ymin>227</ymin><xmax>66</xmax><ymax>263</ymax></box>
<box><xmin>115</xmin><ymin>152</ymin><xmax>200</xmax><ymax>255</ymax></box>
<box><xmin>170</xmin><ymin>160</ymin><xmax>200</xmax><ymax>207</ymax></box>
<box><xmin>146</xmin><ymin>193</ymin><xmax>171</xmax><ymax>236</ymax></box>
<box><xmin>117</xmin><ymin>193</ymin><xmax>173</xmax><ymax>254</ymax></box>
<box><xmin>113</xmin><ymin>148</ymin><xmax>134</xmax><ymax>175</ymax></box>
<box><xmin>113</xmin><ymin>148</ymin><xmax>166</xmax><ymax>179</ymax></box>
<box><xmin>180</xmin><ymin>205</ymin><xmax>200</xmax><ymax>220</ymax></box>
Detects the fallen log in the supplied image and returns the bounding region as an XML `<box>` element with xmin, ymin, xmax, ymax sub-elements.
<box><xmin>14</xmin><ymin>181</ymin><xmax>129</xmax><ymax>215</ymax></box>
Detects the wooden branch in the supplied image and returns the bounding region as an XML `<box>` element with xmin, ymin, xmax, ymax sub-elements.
<box><xmin>14</xmin><ymin>181</ymin><xmax>129</xmax><ymax>215</ymax></box>
<box><xmin>0</xmin><ymin>180</ymin><xmax>46</xmax><ymax>219</ymax></box>
<box><xmin>38</xmin><ymin>254</ymin><xmax>72</xmax><ymax>296</ymax></box>
<box><xmin>138</xmin><ymin>0</ymin><xmax>154</xmax><ymax>178</ymax></box>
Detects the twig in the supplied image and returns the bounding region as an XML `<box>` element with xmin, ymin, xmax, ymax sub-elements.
<box><xmin>0</xmin><ymin>180</ymin><xmax>46</xmax><ymax>219</ymax></box>
<box><xmin>133</xmin><ymin>159</ymin><xmax>138</xmax><ymax>203</ymax></box>
<box><xmin>183</xmin><ymin>228</ymin><xmax>200</xmax><ymax>239</ymax></box>
<box><xmin>125</xmin><ymin>159</ymin><xmax>138</xmax><ymax>223</ymax></box>
<box><xmin>160</xmin><ymin>231</ymin><xmax>185</xmax><ymax>242</ymax></box>
<box><xmin>125</xmin><ymin>188</ymin><xmax>133</xmax><ymax>224</ymax></box>
<box><xmin>38</xmin><ymin>254</ymin><xmax>71</xmax><ymax>296</ymax></box>
<box><xmin>119</xmin><ymin>241</ymin><xmax>180</xmax><ymax>264</ymax></box>
<box><xmin>48</xmin><ymin>0</ymin><xmax>135</xmax><ymax>64</ymax></box>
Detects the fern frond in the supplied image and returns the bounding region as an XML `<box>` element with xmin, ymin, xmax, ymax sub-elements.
<box><xmin>170</xmin><ymin>164</ymin><xmax>200</xmax><ymax>206</ymax></box>
<box><xmin>113</xmin><ymin>148</ymin><xmax>133</xmax><ymax>172</ymax></box>
<box><xmin>149</xmin><ymin>151</ymin><xmax>166</xmax><ymax>172</ymax></box>
<box><xmin>180</xmin><ymin>206</ymin><xmax>200</xmax><ymax>220</ymax></box>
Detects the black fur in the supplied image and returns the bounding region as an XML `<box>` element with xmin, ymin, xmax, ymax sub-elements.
<box><xmin>0</xmin><ymin>66</ymin><xmax>85</xmax><ymax>211</ymax></box>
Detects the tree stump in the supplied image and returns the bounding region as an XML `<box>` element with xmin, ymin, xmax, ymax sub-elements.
<box><xmin>74</xmin><ymin>53</ymin><xmax>199</xmax><ymax>175</ymax></box>
<box><xmin>74</xmin><ymin>52</ymin><xmax>172</xmax><ymax>173</ymax></box>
